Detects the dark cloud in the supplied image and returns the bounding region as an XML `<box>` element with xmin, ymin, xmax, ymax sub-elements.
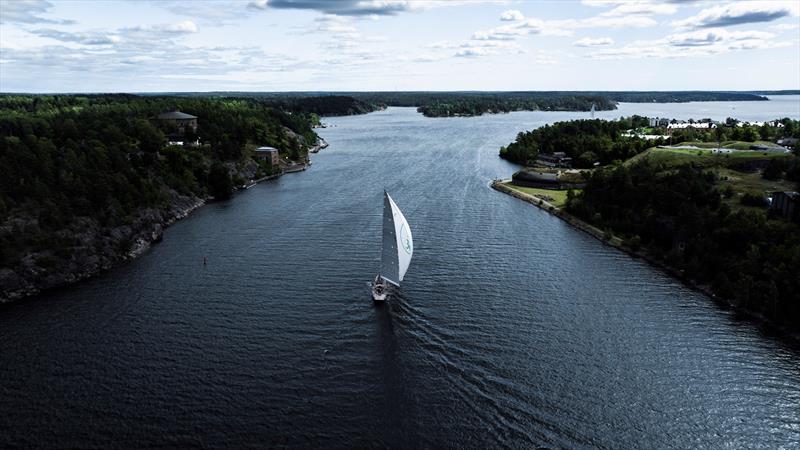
<box><xmin>247</xmin><ymin>0</ymin><xmax>412</xmax><ymax>16</ymax></box>
<box><xmin>673</xmin><ymin>2</ymin><xmax>796</xmax><ymax>29</ymax></box>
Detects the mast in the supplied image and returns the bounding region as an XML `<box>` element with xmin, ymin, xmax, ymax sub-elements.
<box><xmin>380</xmin><ymin>191</ymin><xmax>400</xmax><ymax>286</ymax></box>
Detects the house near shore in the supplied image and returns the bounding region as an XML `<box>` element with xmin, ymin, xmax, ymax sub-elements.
<box><xmin>158</xmin><ymin>110</ymin><xmax>199</xmax><ymax>145</ymax></box>
<box><xmin>536</xmin><ymin>152</ymin><xmax>573</xmax><ymax>168</ymax></box>
<box><xmin>255</xmin><ymin>146</ymin><xmax>280</xmax><ymax>166</ymax></box>
<box><xmin>158</xmin><ymin>110</ymin><xmax>198</xmax><ymax>134</ymax></box>
<box><xmin>512</xmin><ymin>169</ymin><xmax>585</xmax><ymax>190</ymax></box>
<box><xmin>771</xmin><ymin>191</ymin><xmax>799</xmax><ymax>222</ymax></box>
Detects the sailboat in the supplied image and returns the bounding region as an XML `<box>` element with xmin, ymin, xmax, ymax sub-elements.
<box><xmin>371</xmin><ymin>191</ymin><xmax>413</xmax><ymax>302</ymax></box>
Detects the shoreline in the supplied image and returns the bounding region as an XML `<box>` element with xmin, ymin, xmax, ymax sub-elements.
<box><xmin>0</xmin><ymin>150</ymin><xmax>315</xmax><ymax>305</ymax></box>
<box><xmin>491</xmin><ymin>179</ymin><xmax>800</xmax><ymax>345</ymax></box>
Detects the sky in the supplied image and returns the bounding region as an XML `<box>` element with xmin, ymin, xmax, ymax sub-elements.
<box><xmin>0</xmin><ymin>0</ymin><xmax>799</xmax><ymax>92</ymax></box>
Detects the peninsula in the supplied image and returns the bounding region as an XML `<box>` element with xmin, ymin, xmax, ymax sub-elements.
<box><xmin>494</xmin><ymin>116</ymin><xmax>800</xmax><ymax>332</ymax></box>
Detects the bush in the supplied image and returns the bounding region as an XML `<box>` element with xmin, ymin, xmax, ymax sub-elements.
<box><xmin>207</xmin><ymin>163</ymin><xmax>233</xmax><ymax>199</ymax></box>
<box><xmin>740</xmin><ymin>193</ymin><xmax>768</xmax><ymax>207</ymax></box>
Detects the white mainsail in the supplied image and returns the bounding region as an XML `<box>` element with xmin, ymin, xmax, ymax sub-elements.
<box><xmin>379</xmin><ymin>191</ymin><xmax>413</xmax><ymax>287</ymax></box>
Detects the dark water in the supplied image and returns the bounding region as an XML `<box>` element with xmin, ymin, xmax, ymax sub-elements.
<box><xmin>2</xmin><ymin>103</ymin><xmax>800</xmax><ymax>449</ymax></box>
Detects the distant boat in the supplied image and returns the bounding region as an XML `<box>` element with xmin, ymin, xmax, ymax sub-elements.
<box><xmin>590</xmin><ymin>103</ymin><xmax>596</xmax><ymax>119</ymax></box>
<box><xmin>371</xmin><ymin>191</ymin><xmax>413</xmax><ymax>302</ymax></box>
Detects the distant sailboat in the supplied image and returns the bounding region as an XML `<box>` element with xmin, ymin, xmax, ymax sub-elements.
<box><xmin>371</xmin><ymin>191</ymin><xmax>413</xmax><ymax>302</ymax></box>
<box><xmin>590</xmin><ymin>103</ymin><xmax>596</xmax><ymax>119</ymax></box>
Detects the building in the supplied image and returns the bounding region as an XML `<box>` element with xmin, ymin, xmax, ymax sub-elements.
<box><xmin>667</xmin><ymin>122</ymin><xmax>715</xmax><ymax>130</ymax></box>
<box><xmin>771</xmin><ymin>191</ymin><xmax>799</xmax><ymax>222</ymax></box>
<box><xmin>511</xmin><ymin>169</ymin><xmax>586</xmax><ymax>190</ymax></box>
<box><xmin>255</xmin><ymin>146</ymin><xmax>280</xmax><ymax>166</ymax></box>
<box><xmin>777</xmin><ymin>137</ymin><xmax>797</xmax><ymax>149</ymax></box>
<box><xmin>157</xmin><ymin>111</ymin><xmax>198</xmax><ymax>136</ymax></box>
<box><xmin>536</xmin><ymin>152</ymin><xmax>573</xmax><ymax>168</ymax></box>
<box><xmin>648</xmin><ymin>117</ymin><xmax>670</xmax><ymax>128</ymax></box>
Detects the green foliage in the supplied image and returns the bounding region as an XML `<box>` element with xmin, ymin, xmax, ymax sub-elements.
<box><xmin>207</xmin><ymin>163</ymin><xmax>233</xmax><ymax>199</ymax></box>
<box><xmin>0</xmin><ymin>93</ymin><xmax>321</xmax><ymax>268</ymax></box>
<box><xmin>567</xmin><ymin>160</ymin><xmax>800</xmax><ymax>328</ymax></box>
<box><xmin>500</xmin><ymin>117</ymin><xmax>655</xmax><ymax>166</ymax></box>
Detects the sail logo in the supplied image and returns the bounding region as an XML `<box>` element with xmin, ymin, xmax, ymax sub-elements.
<box><xmin>400</xmin><ymin>223</ymin><xmax>412</xmax><ymax>254</ymax></box>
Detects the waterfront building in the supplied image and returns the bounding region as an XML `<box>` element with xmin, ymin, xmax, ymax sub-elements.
<box><xmin>255</xmin><ymin>146</ymin><xmax>281</xmax><ymax>166</ymax></box>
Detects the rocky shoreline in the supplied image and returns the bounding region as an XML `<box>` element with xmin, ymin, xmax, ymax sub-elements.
<box><xmin>0</xmin><ymin>192</ymin><xmax>207</xmax><ymax>303</ymax></box>
<box><xmin>491</xmin><ymin>180</ymin><xmax>800</xmax><ymax>344</ymax></box>
<box><xmin>0</xmin><ymin>145</ymin><xmax>320</xmax><ymax>305</ymax></box>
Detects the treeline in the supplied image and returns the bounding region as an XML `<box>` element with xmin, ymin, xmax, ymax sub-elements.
<box><xmin>0</xmin><ymin>94</ymin><xmax>319</xmax><ymax>269</ymax></box>
<box><xmin>416</xmin><ymin>95</ymin><xmax>615</xmax><ymax>117</ymax></box>
<box><xmin>500</xmin><ymin>117</ymin><xmax>655</xmax><ymax>167</ymax></box>
<box><xmin>602</xmin><ymin>91</ymin><xmax>768</xmax><ymax>103</ymax></box>
<box><xmin>165</xmin><ymin>92</ymin><xmax>380</xmax><ymax>117</ymax></box>
<box><xmin>566</xmin><ymin>161</ymin><xmax>800</xmax><ymax>328</ymax></box>
<box><xmin>348</xmin><ymin>92</ymin><xmax>616</xmax><ymax>117</ymax></box>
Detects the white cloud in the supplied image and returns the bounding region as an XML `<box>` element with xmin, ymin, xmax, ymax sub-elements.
<box><xmin>157</xmin><ymin>21</ymin><xmax>198</xmax><ymax>33</ymax></box>
<box><xmin>588</xmin><ymin>27</ymin><xmax>789</xmax><ymax>60</ymax></box>
<box><xmin>667</xmin><ymin>28</ymin><xmax>775</xmax><ymax>47</ymax></box>
<box><xmin>500</xmin><ymin>9</ymin><xmax>524</xmax><ymax>21</ymax></box>
<box><xmin>32</xmin><ymin>28</ymin><xmax>121</xmax><ymax>46</ymax></box>
<box><xmin>574</xmin><ymin>36</ymin><xmax>614</xmax><ymax>47</ymax></box>
<box><xmin>0</xmin><ymin>0</ymin><xmax>73</xmax><ymax>24</ymax></box>
<box><xmin>455</xmin><ymin>40</ymin><xmax>523</xmax><ymax>58</ymax></box>
<box><xmin>600</xmin><ymin>1</ymin><xmax>678</xmax><ymax>17</ymax></box>
<box><xmin>673</xmin><ymin>1</ymin><xmax>800</xmax><ymax>30</ymax></box>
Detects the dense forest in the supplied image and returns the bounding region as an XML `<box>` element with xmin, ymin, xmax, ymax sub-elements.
<box><xmin>566</xmin><ymin>160</ymin><xmax>800</xmax><ymax>329</ymax></box>
<box><xmin>0</xmin><ymin>94</ymin><xmax>324</xmax><ymax>299</ymax></box>
<box><xmin>500</xmin><ymin>117</ymin><xmax>656</xmax><ymax>167</ymax></box>
<box><xmin>500</xmin><ymin>116</ymin><xmax>800</xmax><ymax>167</ymax></box>
<box><xmin>169</xmin><ymin>92</ymin><xmax>380</xmax><ymax>117</ymax></box>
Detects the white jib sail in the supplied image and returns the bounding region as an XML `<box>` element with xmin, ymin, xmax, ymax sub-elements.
<box><xmin>380</xmin><ymin>192</ymin><xmax>413</xmax><ymax>286</ymax></box>
<box><xmin>387</xmin><ymin>193</ymin><xmax>413</xmax><ymax>282</ymax></box>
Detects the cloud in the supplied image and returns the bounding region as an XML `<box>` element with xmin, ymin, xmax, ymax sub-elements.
<box><xmin>28</xmin><ymin>21</ymin><xmax>198</xmax><ymax>49</ymax></box>
<box><xmin>588</xmin><ymin>27</ymin><xmax>788</xmax><ymax>60</ymax></box>
<box><xmin>455</xmin><ymin>40</ymin><xmax>523</xmax><ymax>58</ymax></box>
<box><xmin>574</xmin><ymin>36</ymin><xmax>614</xmax><ymax>47</ymax></box>
<box><xmin>156</xmin><ymin>21</ymin><xmax>198</xmax><ymax>33</ymax></box>
<box><xmin>673</xmin><ymin>1</ymin><xmax>800</xmax><ymax>29</ymax></box>
<box><xmin>246</xmin><ymin>0</ymin><xmax>504</xmax><ymax>17</ymax></box>
<box><xmin>247</xmin><ymin>0</ymin><xmax>414</xmax><ymax>16</ymax></box>
<box><xmin>500</xmin><ymin>9</ymin><xmax>524</xmax><ymax>21</ymax></box>
<box><xmin>32</xmin><ymin>28</ymin><xmax>121</xmax><ymax>45</ymax></box>
<box><xmin>667</xmin><ymin>28</ymin><xmax>774</xmax><ymax>47</ymax></box>
<box><xmin>472</xmin><ymin>24</ymin><xmax>528</xmax><ymax>41</ymax></box>
<box><xmin>600</xmin><ymin>1</ymin><xmax>678</xmax><ymax>17</ymax></box>
<box><xmin>0</xmin><ymin>0</ymin><xmax>74</xmax><ymax>24</ymax></box>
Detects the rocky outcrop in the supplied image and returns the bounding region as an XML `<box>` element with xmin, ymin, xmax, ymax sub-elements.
<box><xmin>0</xmin><ymin>191</ymin><xmax>205</xmax><ymax>303</ymax></box>
<box><xmin>309</xmin><ymin>137</ymin><xmax>329</xmax><ymax>153</ymax></box>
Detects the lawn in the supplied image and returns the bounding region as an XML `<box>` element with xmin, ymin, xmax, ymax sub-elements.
<box><xmin>625</xmin><ymin>146</ymin><xmax>792</xmax><ymax>169</ymax></box>
<box><xmin>502</xmin><ymin>182</ymin><xmax>573</xmax><ymax>208</ymax></box>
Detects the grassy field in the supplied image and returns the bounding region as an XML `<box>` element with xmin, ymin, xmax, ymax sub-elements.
<box><xmin>625</xmin><ymin>145</ymin><xmax>792</xmax><ymax>169</ymax></box>
<box><xmin>502</xmin><ymin>183</ymin><xmax>572</xmax><ymax>208</ymax></box>
<box><xmin>676</xmin><ymin>140</ymin><xmax>783</xmax><ymax>150</ymax></box>
<box><xmin>715</xmin><ymin>168</ymin><xmax>797</xmax><ymax>213</ymax></box>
